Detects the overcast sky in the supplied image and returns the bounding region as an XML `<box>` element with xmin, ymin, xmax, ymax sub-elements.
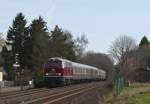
<box><xmin>1</xmin><ymin>0</ymin><xmax>150</xmax><ymax>53</ymax></box>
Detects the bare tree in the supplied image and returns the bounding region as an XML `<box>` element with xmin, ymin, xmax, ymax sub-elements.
<box><xmin>109</xmin><ymin>35</ymin><xmax>136</xmax><ymax>79</ymax></box>
<box><xmin>109</xmin><ymin>35</ymin><xmax>136</xmax><ymax>64</ymax></box>
<box><xmin>125</xmin><ymin>44</ymin><xmax>150</xmax><ymax>81</ymax></box>
<box><xmin>0</xmin><ymin>33</ymin><xmax>5</xmax><ymax>66</ymax></box>
<box><xmin>109</xmin><ymin>35</ymin><xmax>136</xmax><ymax>78</ymax></box>
<box><xmin>79</xmin><ymin>51</ymin><xmax>114</xmax><ymax>79</ymax></box>
<box><xmin>0</xmin><ymin>33</ymin><xmax>6</xmax><ymax>52</ymax></box>
<box><xmin>0</xmin><ymin>33</ymin><xmax>4</xmax><ymax>45</ymax></box>
<box><xmin>74</xmin><ymin>34</ymin><xmax>88</xmax><ymax>56</ymax></box>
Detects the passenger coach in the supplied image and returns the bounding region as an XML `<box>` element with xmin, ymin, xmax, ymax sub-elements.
<box><xmin>44</xmin><ymin>57</ymin><xmax>106</xmax><ymax>86</ymax></box>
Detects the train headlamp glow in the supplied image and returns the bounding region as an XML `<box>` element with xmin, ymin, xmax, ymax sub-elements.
<box><xmin>58</xmin><ymin>73</ymin><xmax>61</xmax><ymax>76</ymax></box>
<box><xmin>46</xmin><ymin>73</ymin><xmax>48</xmax><ymax>76</ymax></box>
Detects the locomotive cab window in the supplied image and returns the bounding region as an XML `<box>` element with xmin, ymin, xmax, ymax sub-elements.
<box><xmin>46</xmin><ymin>59</ymin><xmax>62</xmax><ymax>68</ymax></box>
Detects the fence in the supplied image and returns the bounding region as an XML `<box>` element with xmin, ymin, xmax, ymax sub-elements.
<box><xmin>0</xmin><ymin>81</ymin><xmax>14</xmax><ymax>88</ymax></box>
<box><xmin>115</xmin><ymin>75</ymin><xmax>124</xmax><ymax>95</ymax></box>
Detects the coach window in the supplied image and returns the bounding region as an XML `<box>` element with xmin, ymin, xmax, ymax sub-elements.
<box><xmin>73</xmin><ymin>66</ymin><xmax>75</xmax><ymax>73</ymax></box>
<box><xmin>66</xmin><ymin>62</ymin><xmax>68</xmax><ymax>67</ymax></box>
<box><xmin>84</xmin><ymin>68</ymin><xmax>86</xmax><ymax>74</ymax></box>
<box><xmin>74</xmin><ymin>66</ymin><xmax>76</xmax><ymax>73</ymax></box>
<box><xmin>75</xmin><ymin>67</ymin><xmax>77</xmax><ymax>73</ymax></box>
<box><xmin>76</xmin><ymin>67</ymin><xmax>78</xmax><ymax>74</ymax></box>
<box><xmin>79</xmin><ymin>67</ymin><xmax>81</xmax><ymax>74</ymax></box>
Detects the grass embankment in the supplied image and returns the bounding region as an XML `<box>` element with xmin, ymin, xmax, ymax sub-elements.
<box><xmin>104</xmin><ymin>83</ymin><xmax>150</xmax><ymax>104</ymax></box>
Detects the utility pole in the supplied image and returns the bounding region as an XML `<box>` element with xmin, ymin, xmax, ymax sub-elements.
<box><xmin>13</xmin><ymin>53</ymin><xmax>23</xmax><ymax>90</ymax></box>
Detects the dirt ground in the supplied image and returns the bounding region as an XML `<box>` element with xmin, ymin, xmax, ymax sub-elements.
<box><xmin>53</xmin><ymin>82</ymin><xmax>113</xmax><ymax>104</ymax></box>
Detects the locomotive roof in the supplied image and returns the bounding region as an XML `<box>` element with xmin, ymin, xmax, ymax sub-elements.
<box><xmin>49</xmin><ymin>57</ymin><xmax>71</xmax><ymax>63</ymax></box>
<box><xmin>49</xmin><ymin>57</ymin><xmax>105</xmax><ymax>72</ymax></box>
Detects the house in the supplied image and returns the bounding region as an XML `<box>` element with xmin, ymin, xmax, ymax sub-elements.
<box><xmin>0</xmin><ymin>67</ymin><xmax>7</xmax><ymax>81</ymax></box>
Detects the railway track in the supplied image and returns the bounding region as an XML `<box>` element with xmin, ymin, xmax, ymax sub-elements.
<box><xmin>0</xmin><ymin>88</ymin><xmax>45</xmax><ymax>97</ymax></box>
<box><xmin>25</xmin><ymin>85</ymin><xmax>99</xmax><ymax>104</ymax></box>
<box><xmin>0</xmin><ymin>82</ymin><xmax>106</xmax><ymax>104</ymax></box>
<box><xmin>0</xmin><ymin>88</ymin><xmax>50</xmax><ymax>100</ymax></box>
<box><xmin>24</xmin><ymin>82</ymin><xmax>105</xmax><ymax>104</ymax></box>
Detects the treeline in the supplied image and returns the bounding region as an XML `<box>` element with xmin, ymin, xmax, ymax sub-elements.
<box><xmin>0</xmin><ymin>13</ymin><xmax>89</xmax><ymax>80</ymax></box>
<box><xmin>109</xmin><ymin>35</ymin><xmax>150</xmax><ymax>82</ymax></box>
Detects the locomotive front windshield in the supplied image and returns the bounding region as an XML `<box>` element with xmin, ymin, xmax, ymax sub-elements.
<box><xmin>46</xmin><ymin>59</ymin><xmax>62</xmax><ymax>68</ymax></box>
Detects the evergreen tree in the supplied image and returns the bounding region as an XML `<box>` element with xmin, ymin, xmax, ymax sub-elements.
<box><xmin>6</xmin><ymin>13</ymin><xmax>29</xmax><ymax>69</ymax></box>
<box><xmin>139</xmin><ymin>36</ymin><xmax>149</xmax><ymax>47</ymax></box>
<box><xmin>1</xmin><ymin>46</ymin><xmax>14</xmax><ymax>80</ymax></box>
<box><xmin>50</xmin><ymin>25</ymin><xmax>76</xmax><ymax>61</ymax></box>
<box><xmin>29</xmin><ymin>16</ymin><xmax>49</xmax><ymax>75</ymax></box>
<box><xmin>63</xmin><ymin>31</ymin><xmax>76</xmax><ymax>61</ymax></box>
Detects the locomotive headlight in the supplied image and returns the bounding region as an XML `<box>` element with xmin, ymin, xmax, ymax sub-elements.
<box><xmin>46</xmin><ymin>73</ymin><xmax>49</xmax><ymax>76</ymax></box>
<box><xmin>58</xmin><ymin>73</ymin><xmax>61</xmax><ymax>76</ymax></box>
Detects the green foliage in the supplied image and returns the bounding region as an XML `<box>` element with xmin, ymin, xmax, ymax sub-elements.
<box><xmin>29</xmin><ymin>16</ymin><xmax>49</xmax><ymax>75</ymax></box>
<box><xmin>33</xmin><ymin>74</ymin><xmax>45</xmax><ymax>88</ymax></box>
<box><xmin>104</xmin><ymin>84</ymin><xmax>150</xmax><ymax>104</ymax></box>
<box><xmin>1</xmin><ymin>46</ymin><xmax>14</xmax><ymax>80</ymax></box>
<box><xmin>139</xmin><ymin>36</ymin><xmax>149</xmax><ymax>47</ymax></box>
<box><xmin>130</xmin><ymin>92</ymin><xmax>150</xmax><ymax>104</ymax></box>
<box><xmin>6</xmin><ymin>12</ymin><xmax>29</xmax><ymax>69</ymax></box>
<box><xmin>50</xmin><ymin>25</ymin><xmax>76</xmax><ymax>61</ymax></box>
<box><xmin>148</xmin><ymin>57</ymin><xmax>150</xmax><ymax>68</ymax></box>
<box><xmin>4</xmin><ymin>13</ymin><xmax>88</xmax><ymax>81</ymax></box>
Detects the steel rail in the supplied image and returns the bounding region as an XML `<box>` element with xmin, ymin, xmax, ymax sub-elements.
<box><xmin>24</xmin><ymin>83</ymin><xmax>101</xmax><ymax>104</ymax></box>
<box><xmin>43</xmin><ymin>86</ymin><xmax>97</xmax><ymax>104</ymax></box>
<box><xmin>0</xmin><ymin>88</ymin><xmax>50</xmax><ymax>100</ymax></box>
<box><xmin>0</xmin><ymin>88</ymin><xmax>45</xmax><ymax>97</ymax></box>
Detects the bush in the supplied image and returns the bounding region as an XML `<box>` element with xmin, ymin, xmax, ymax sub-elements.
<box><xmin>33</xmin><ymin>75</ymin><xmax>45</xmax><ymax>88</ymax></box>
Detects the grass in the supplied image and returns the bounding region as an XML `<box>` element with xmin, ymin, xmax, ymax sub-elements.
<box><xmin>104</xmin><ymin>83</ymin><xmax>150</xmax><ymax>104</ymax></box>
<box><xmin>129</xmin><ymin>92</ymin><xmax>150</xmax><ymax>104</ymax></box>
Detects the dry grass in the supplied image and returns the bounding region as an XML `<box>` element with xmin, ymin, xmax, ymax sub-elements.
<box><xmin>103</xmin><ymin>83</ymin><xmax>150</xmax><ymax>104</ymax></box>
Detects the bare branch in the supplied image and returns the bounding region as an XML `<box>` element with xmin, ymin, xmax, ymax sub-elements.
<box><xmin>109</xmin><ymin>35</ymin><xmax>136</xmax><ymax>64</ymax></box>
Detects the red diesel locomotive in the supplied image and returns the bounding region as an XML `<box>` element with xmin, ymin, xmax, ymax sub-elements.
<box><xmin>44</xmin><ymin>57</ymin><xmax>106</xmax><ymax>86</ymax></box>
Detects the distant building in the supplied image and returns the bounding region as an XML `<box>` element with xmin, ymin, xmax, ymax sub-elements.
<box><xmin>0</xmin><ymin>67</ymin><xmax>7</xmax><ymax>81</ymax></box>
<box><xmin>0</xmin><ymin>72</ymin><xmax>3</xmax><ymax>81</ymax></box>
